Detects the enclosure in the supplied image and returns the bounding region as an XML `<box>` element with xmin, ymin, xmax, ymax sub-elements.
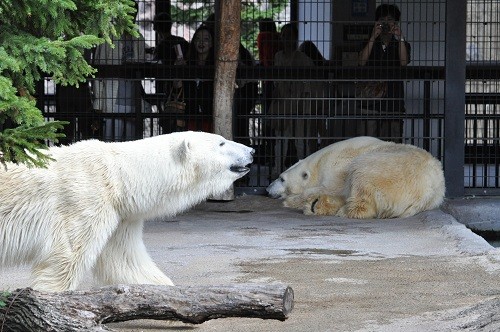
<box><xmin>35</xmin><ymin>0</ymin><xmax>499</xmax><ymax>197</ymax></box>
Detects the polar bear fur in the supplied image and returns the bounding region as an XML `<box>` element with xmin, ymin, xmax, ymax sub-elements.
<box><xmin>267</xmin><ymin>136</ymin><xmax>445</xmax><ymax>219</ymax></box>
<box><xmin>0</xmin><ymin>131</ymin><xmax>253</xmax><ymax>292</ymax></box>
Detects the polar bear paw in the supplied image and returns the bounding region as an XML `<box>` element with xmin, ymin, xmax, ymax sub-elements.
<box><xmin>305</xmin><ymin>195</ymin><xmax>344</xmax><ymax>216</ymax></box>
<box><xmin>284</xmin><ymin>194</ymin><xmax>307</xmax><ymax>209</ymax></box>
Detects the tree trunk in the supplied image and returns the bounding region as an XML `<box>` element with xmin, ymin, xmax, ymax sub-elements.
<box><xmin>211</xmin><ymin>0</ymin><xmax>241</xmax><ymax>201</ymax></box>
<box><xmin>0</xmin><ymin>283</ymin><xmax>293</xmax><ymax>332</ymax></box>
<box><xmin>213</xmin><ymin>0</ymin><xmax>240</xmax><ymax>140</ymax></box>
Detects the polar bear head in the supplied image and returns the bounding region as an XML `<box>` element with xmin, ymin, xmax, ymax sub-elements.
<box><xmin>266</xmin><ymin>159</ymin><xmax>318</xmax><ymax>199</ymax></box>
<box><xmin>168</xmin><ymin>131</ymin><xmax>254</xmax><ymax>182</ymax></box>
<box><xmin>161</xmin><ymin>131</ymin><xmax>255</xmax><ymax>195</ymax></box>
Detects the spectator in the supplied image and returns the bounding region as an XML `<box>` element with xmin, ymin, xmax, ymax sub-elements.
<box><xmin>256</xmin><ymin>18</ymin><xmax>283</xmax><ymax>162</ymax></box>
<box><xmin>299</xmin><ymin>40</ymin><xmax>326</xmax><ymax>66</ymax></box>
<box><xmin>257</xmin><ymin>18</ymin><xmax>282</xmax><ymax>111</ymax></box>
<box><xmin>257</xmin><ymin>18</ymin><xmax>282</xmax><ymax>67</ymax></box>
<box><xmin>299</xmin><ymin>40</ymin><xmax>332</xmax><ymax>148</ymax></box>
<box><xmin>153</xmin><ymin>12</ymin><xmax>189</xmax><ymax>66</ymax></box>
<box><xmin>234</xmin><ymin>44</ymin><xmax>258</xmax><ymax>146</ymax></box>
<box><xmin>199</xmin><ymin>13</ymin><xmax>259</xmax><ymax>145</ymax></box>
<box><xmin>55</xmin><ymin>83</ymin><xmax>95</xmax><ymax>144</ymax></box>
<box><xmin>174</xmin><ymin>25</ymin><xmax>216</xmax><ymax>132</ymax></box>
<box><xmin>268</xmin><ymin>23</ymin><xmax>315</xmax><ymax>176</ymax></box>
<box><xmin>152</xmin><ymin>12</ymin><xmax>189</xmax><ymax>133</ymax></box>
<box><xmin>357</xmin><ymin>3</ymin><xmax>411</xmax><ymax>141</ymax></box>
<box><xmin>92</xmin><ymin>1</ymin><xmax>151</xmax><ymax>141</ymax></box>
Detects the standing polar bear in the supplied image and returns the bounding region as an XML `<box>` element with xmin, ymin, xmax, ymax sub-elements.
<box><xmin>267</xmin><ymin>136</ymin><xmax>445</xmax><ymax>219</ymax></box>
<box><xmin>0</xmin><ymin>131</ymin><xmax>253</xmax><ymax>292</ymax></box>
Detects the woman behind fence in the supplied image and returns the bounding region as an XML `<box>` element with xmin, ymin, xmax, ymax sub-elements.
<box><xmin>358</xmin><ymin>4</ymin><xmax>411</xmax><ymax>141</ymax></box>
<box><xmin>268</xmin><ymin>23</ymin><xmax>315</xmax><ymax>176</ymax></box>
<box><xmin>173</xmin><ymin>25</ymin><xmax>215</xmax><ymax>132</ymax></box>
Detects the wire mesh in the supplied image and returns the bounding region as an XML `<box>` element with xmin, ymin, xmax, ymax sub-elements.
<box><xmin>37</xmin><ymin>0</ymin><xmax>500</xmax><ymax>194</ymax></box>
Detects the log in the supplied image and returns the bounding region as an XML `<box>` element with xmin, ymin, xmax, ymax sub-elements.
<box><xmin>0</xmin><ymin>283</ymin><xmax>294</xmax><ymax>332</ymax></box>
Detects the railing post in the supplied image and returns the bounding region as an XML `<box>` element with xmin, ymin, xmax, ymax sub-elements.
<box><xmin>444</xmin><ymin>0</ymin><xmax>466</xmax><ymax>197</ymax></box>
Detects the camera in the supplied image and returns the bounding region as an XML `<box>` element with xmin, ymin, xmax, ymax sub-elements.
<box><xmin>379</xmin><ymin>22</ymin><xmax>391</xmax><ymax>34</ymax></box>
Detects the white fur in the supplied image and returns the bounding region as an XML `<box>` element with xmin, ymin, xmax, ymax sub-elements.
<box><xmin>0</xmin><ymin>131</ymin><xmax>253</xmax><ymax>291</ymax></box>
<box><xmin>267</xmin><ymin>136</ymin><xmax>445</xmax><ymax>219</ymax></box>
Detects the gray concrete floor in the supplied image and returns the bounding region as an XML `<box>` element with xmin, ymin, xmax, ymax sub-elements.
<box><xmin>2</xmin><ymin>195</ymin><xmax>500</xmax><ymax>331</ymax></box>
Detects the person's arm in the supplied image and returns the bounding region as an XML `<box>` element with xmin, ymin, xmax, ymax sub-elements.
<box><xmin>172</xmin><ymin>58</ymin><xmax>187</xmax><ymax>89</ymax></box>
<box><xmin>392</xmin><ymin>24</ymin><xmax>410</xmax><ymax>66</ymax></box>
<box><xmin>358</xmin><ymin>22</ymin><xmax>382</xmax><ymax>66</ymax></box>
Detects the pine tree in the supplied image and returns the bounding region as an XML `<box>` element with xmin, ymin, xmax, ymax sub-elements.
<box><xmin>0</xmin><ymin>0</ymin><xmax>138</xmax><ymax>168</ymax></box>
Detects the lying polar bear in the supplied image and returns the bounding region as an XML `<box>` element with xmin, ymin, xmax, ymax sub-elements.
<box><xmin>0</xmin><ymin>131</ymin><xmax>253</xmax><ymax>292</ymax></box>
<box><xmin>267</xmin><ymin>136</ymin><xmax>445</xmax><ymax>219</ymax></box>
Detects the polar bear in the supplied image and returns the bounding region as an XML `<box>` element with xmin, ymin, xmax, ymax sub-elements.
<box><xmin>267</xmin><ymin>136</ymin><xmax>445</xmax><ymax>219</ymax></box>
<box><xmin>0</xmin><ymin>131</ymin><xmax>253</xmax><ymax>292</ymax></box>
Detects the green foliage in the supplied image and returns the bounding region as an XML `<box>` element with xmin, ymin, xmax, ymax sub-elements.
<box><xmin>171</xmin><ymin>0</ymin><xmax>289</xmax><ymax>59</ymax></box>
<box><xmin>0</xmin><ymin>0</ymin><xmax>138</xmax><ymax>167</ymax></box>
<box><xmin>0</xmin><ymin>290</ymin><xmax>10</xmax><ymax>308</ymax></box>
<box><xmin>0</xmin><ymin>122</ymin><xmax>68</xmax><ymax>169</ymax></box>
<box><xmin>240</xmin><ymin>1</ymin><xmax>289</xmax><ymax>58</ymax></box>
<box><xmin>171</xmin><ymin>0</ymin><xmax>215</xmax><ymax>25</ymax></box>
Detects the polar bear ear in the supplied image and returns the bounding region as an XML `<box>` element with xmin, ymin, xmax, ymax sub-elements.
<box><xmin>175</xmin><ymin>139</ymin><xmax>191</xmax><ymax>163</ymax></box>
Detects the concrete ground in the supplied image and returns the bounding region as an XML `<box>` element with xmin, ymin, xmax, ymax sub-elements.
<box><xmin>2</xmin><ymin>195</ymin><xmax>500</xmax><ymax>331</ymax></box>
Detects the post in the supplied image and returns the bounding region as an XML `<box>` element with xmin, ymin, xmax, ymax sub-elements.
<box><xmin>444</xmin><ymin>0</ymin><xmax>466</xmax><ymax>197</ymax></box>
<box><xmin>212</xmin><ymin>0</ymin><xmax>241</xmax><ymax>200</ymax></box>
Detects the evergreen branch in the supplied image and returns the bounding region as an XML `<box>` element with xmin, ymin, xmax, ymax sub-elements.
<box><xmin>0</xmin><ymin>290</ymin><xmax>10</xmax><ymax>308</ymax></box>
<box><xmin>0</xmin><ymin>0</ymin><xmax>141</xmax><ymax>169</ymax></box>
<box><xmin>0</xmin><ymin>122</ymin><xmax>68</xmax><ymax>169</ymax></box>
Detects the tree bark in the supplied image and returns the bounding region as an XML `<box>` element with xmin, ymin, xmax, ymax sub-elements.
<box><xmin>0</xmin><ymin>283</ymin><xmax>294</xmax><ymax>332</ymax></box>
<box><xmin>211</xmin><ymin>0</ymin><xmax>242</xmax><ymax>201</ymax></box>
<box><xmin>213</xmin><ymin>0</ymin><xmax>241</xmax><ymax>140</ymax></box>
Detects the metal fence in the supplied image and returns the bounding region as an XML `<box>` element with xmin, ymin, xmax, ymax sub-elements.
<box><xmin>37</xmin><ymin>0</ymin><xmax>499</xmax><ymax>196</ymax></box>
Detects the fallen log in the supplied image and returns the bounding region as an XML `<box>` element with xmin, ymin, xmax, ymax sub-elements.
<box><xmin>0</xmin><ymin>283</ymin><xmax>293</xmax><ymax>332</ymax></box>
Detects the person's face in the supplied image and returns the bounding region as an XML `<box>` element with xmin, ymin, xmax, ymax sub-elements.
<box><xmin>378</xmin><ymin>15</ymin><xmax>396</xmax><ymax>35</ymax></box>
<box><xmin>193</xmin><ymin>30</ymin><xmax>213</xmax><ymax>55</ymax></box>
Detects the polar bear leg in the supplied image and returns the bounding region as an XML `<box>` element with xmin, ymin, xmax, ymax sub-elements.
<box><xmin>283</xmin><ymin>188</ymin><xmax>318</xmax><ymax>210</ymax></box>
<box><xmin>339</xmin><ymin>190</ymin><xmax>378</xmax><ymax>219</ymax></box>
<box><xmin>285</xmin><ymin>187</ymin><xmax>341</xmax><ymax>216</ymax></box>
<box><xmin>306</xmin><ymin>194</ymin><xmax>346</xmax><ymax>216</ymax></box>
<box><xmin>93</xmin><ymin>219</ymin><xmax>174</xmax><ymax>286</ymax></box>
<box><xmin>32</xmin><ymin>244</ymin><xmax>89</xmax><ymax>292</ymax></box>
<box><xmin>32</xmin><ymin>215</ymin><xmax>121</xmax><ymax>292</ymax></box>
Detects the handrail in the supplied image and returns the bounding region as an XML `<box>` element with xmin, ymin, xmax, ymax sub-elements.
<box><xmin>76</xmin><ymin>63</ymin><xmax>500</xmax><ymax>81</ymax></box>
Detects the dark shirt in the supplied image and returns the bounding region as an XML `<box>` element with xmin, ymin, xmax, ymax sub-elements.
<box><xmin>154</xmin><ymin>35</ymin><xmax>189</xmax><ymax>65</ymax></box>
<box><xmin>257</xmin><ymin>31</ymin><xmax>282</xmax><ymax>67</ymax></box>
<box><xmin>183</xmin><ymin>77</ymin><xmax>214</xmax><ymax>116</ymax></box>
<box><xmin>363</xmin><ymin>37</ymin><xmax>411</xmax><ymax>113</ymax></box>
<box><xmin>154</xmin><ymin>35</ymin><xmax>189</xmax><ymax>119</ymax></box>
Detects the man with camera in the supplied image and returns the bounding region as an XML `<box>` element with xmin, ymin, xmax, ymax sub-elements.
<box><xmin>357</xmin><ymin>4</ymin><xmax>411</xmax><ymax>141</ymax></box>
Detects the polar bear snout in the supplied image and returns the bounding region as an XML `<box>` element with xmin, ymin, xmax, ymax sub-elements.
<box><xmin>266</xmin><ymin>177</ymin><xmax>286</xmax><ymax>199</ymax></box>
<box><xmin>229</xmin><ymin>146</ymin><xmax>254</xmax><ymax>175</ymax></box>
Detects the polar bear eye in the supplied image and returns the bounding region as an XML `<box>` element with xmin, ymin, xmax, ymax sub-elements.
<box><xmin>219</xmin><ymin>142</ymin><xmax>225</xmax><ymax>147</ymax></box>
<box><xmin>279</xmin><ymin>176</ymin><xmax>285</xmax><ymax>182</ymax></box>
<box><xmin>302</xmin><ymin>172</ymin><xmax>308</xmax><ymax>180</ymax></box>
